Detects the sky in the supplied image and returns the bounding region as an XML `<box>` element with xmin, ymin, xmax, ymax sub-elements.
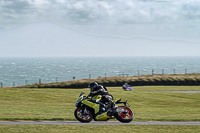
<box><xmin>0</xmin><ymin>0</ymin><xmax>200</xmax><ymax>57</ymax></box>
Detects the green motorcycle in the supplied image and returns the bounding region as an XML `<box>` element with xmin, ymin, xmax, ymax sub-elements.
<box><xmin>74</xmin><ymin>92</ymin><xmax>134</xmax><ymax>123</ymax></box>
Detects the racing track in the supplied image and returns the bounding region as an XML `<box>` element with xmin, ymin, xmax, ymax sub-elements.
<box><xmin>1</xmin><ymin>121</ymin><xmax>200</xmax><ymax>125</ymax></box>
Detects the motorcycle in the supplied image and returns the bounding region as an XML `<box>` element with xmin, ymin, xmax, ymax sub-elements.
<box><xmin>74</xmin><ymin>92</ymin><xmax>134</xmax><ymax>123</ymax></box>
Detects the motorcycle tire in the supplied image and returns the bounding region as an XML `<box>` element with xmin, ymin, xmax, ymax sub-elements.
<box><xmin>74</xmin><ymin>107</ymin><xmax>93</xmax><ymax>123</ymax></box>
<box><xmin>114</xmin><ymin>106</ymin><xmax>134</xmax><ymax>123</ymax></box>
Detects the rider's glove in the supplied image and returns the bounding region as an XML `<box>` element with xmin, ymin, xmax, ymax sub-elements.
<box><xmin>92</xmin><ymin>99</ymin><xmax>96</xmax><ymax>103</ymax></box>
<box><xmin>88</xmin><ymin>92</ymin><xmax>92</xmax><ymax>97</ymax></box>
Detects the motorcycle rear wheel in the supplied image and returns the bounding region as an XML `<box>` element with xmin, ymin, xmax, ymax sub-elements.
<box><xmin>74</xmin><ymin>107</ymin><xmax>93</xmax><ymax>123</ymax></box>
<box><xmin>114</xmin><ymin>106</ymin><xmax>134</xmax><ymax>123</ymax></box>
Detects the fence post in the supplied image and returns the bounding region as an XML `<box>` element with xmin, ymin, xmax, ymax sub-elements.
<box><xmin>162</xmin><ymin>69</ymin><xmax>164</xmax><ymax>75</ymax></box>
<box><xmin>39</xmin><ymin>79</ymin><xmax>41</xmax><ymax>84</ymax></box>
<box><xmin>73</xmin><ymin>76</ymin><xmax>76</xmax><ymax>80</ymax></box>
<box><xmin>1</xmin><ymin>82</ymin><xmax>3</xmax><ymax>88</ymax></box>
<box><xmin>173</xmin><ymin>69</ymin><xmax>176</xmax><ymax>75</ymax></box>
<box><xmin>152</xmin><ymin>69</ymin><xmax>154</xmax><ymax>75</ymax></box>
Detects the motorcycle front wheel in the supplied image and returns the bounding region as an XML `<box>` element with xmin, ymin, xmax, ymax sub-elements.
<box><xmin>114</xmin><ymin>106</ymin><xmax>134</xmax><ymax>123</ymax></box>
<box><xmin>74</xmin><ymin>107</ymin><xmax>93</xmax><ymax>123</ymax></box>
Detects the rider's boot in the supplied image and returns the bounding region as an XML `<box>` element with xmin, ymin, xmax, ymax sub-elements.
<box><xmin>107</xmin><ymin>101</ymin><xmax>117</xmax><ymax>116</ymax></box>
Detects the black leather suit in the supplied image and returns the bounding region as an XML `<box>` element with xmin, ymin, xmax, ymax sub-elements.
<box><xmin>89</xmin><ymin>85</ymin><xmax>113</xmax><ymax>105</ymax></box>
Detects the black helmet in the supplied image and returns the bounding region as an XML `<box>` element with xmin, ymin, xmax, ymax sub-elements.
<box><xmin>88</xmin><ymin>82</ymin><xmax>98</xmax><ymax>92</ymax></box>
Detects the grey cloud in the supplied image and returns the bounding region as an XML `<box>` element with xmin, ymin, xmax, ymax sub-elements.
<box><xmin>181</xmin><ymin>2</ymin><xmax>200</xmax><ymax>20</ymax></box>
<box><xmin>1</xmin><ymin>0</ymin><xmax>200</xmax><ymax>26</ymax></box>
<box><xmin>2</xmin><ymin>0</ymin><xmax>31</xmax><ymax>13</ymax></box>
<box><xmin>0</xmin><ymin>0</ymin><xmax>200</xmax><ymax>42</ymax></box>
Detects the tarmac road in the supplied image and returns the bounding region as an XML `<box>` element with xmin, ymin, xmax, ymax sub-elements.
<box><xmin>0</xmin><ymin>121</ymin><xmax>200</xmax><ymax>125</ymax></box>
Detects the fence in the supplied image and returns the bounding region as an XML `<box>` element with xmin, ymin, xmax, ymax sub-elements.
<box><xmin>0</xmin><ymin>68</ymin><xmax>199</xmax><ymax>88</ymax></box>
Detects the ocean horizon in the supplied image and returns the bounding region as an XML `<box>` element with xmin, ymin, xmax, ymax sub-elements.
<box><xmin>1</xmin><ymin>56</ymin><xmax>200</xmax><ymax>87</ymax></box>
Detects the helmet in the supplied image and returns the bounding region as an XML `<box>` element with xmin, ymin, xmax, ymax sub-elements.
<box><xmin>88</xmin><ymin>82</ymin><xmax>98</xmax><ymax>92</ymax></box>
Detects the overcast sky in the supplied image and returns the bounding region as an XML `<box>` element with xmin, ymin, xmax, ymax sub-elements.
<box><xmin>0</xmin><ymin>0</ymin><xmax>200</xmax><ymax>57</ymax></box>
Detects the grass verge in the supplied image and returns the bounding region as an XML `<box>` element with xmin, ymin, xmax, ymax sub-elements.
<box><xmin>0</xmin><ymin>86</ymin><xmax>200</xmax><ymax>121</ymax></box>
<box><xmin>0</xmin><ymin>125</ymin><xmax>200</xmax><ymax>133</ymax></box>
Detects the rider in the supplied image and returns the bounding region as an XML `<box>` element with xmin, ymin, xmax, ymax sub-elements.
<box><xmin>88</xmin><ymin>82</ymin><xmax>115</xmax><ymax>110</ymax></box>
<box><xmin>123</xmin><ymin>82</ymin><xmax>133</xmax><ymax>91</ymax></box>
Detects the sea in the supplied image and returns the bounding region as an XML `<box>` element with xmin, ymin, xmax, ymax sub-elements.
<box><xmin>0</xmin><ymin>56</ymin><xmax>200</xmax><ymax>87</ymax></box>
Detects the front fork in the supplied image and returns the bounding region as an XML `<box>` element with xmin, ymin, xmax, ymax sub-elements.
<box><xmin>82</xmin><ymin>106</ymin><xmax>89</xmax><ymax>114</ymax></box>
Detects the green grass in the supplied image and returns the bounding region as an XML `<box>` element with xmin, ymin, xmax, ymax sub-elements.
<box><xmin>0</xmin><ymin>86</ymin><xmax>200</xmax><ymax>121</ymax></box>
<box><xmin>0</xmin><ymin>125</ymin><xmax>200</xmax><ymax>133</ymax></box>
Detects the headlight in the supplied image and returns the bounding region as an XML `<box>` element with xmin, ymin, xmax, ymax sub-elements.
<box><xmin>75</xmin><ymin>97</ymin><xmax>83</xmax><ymax>107</ymax></box>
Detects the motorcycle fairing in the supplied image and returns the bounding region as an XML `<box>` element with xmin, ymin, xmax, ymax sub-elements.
<box><xmin>96</xmin><ymin>112</ymin><xmax>110</xmax><ymax>121</ymax></box>
<box><xmin>82</xmin><ymin>100</ymin><xmax>100</xmax><ymax>114</ymax></box>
